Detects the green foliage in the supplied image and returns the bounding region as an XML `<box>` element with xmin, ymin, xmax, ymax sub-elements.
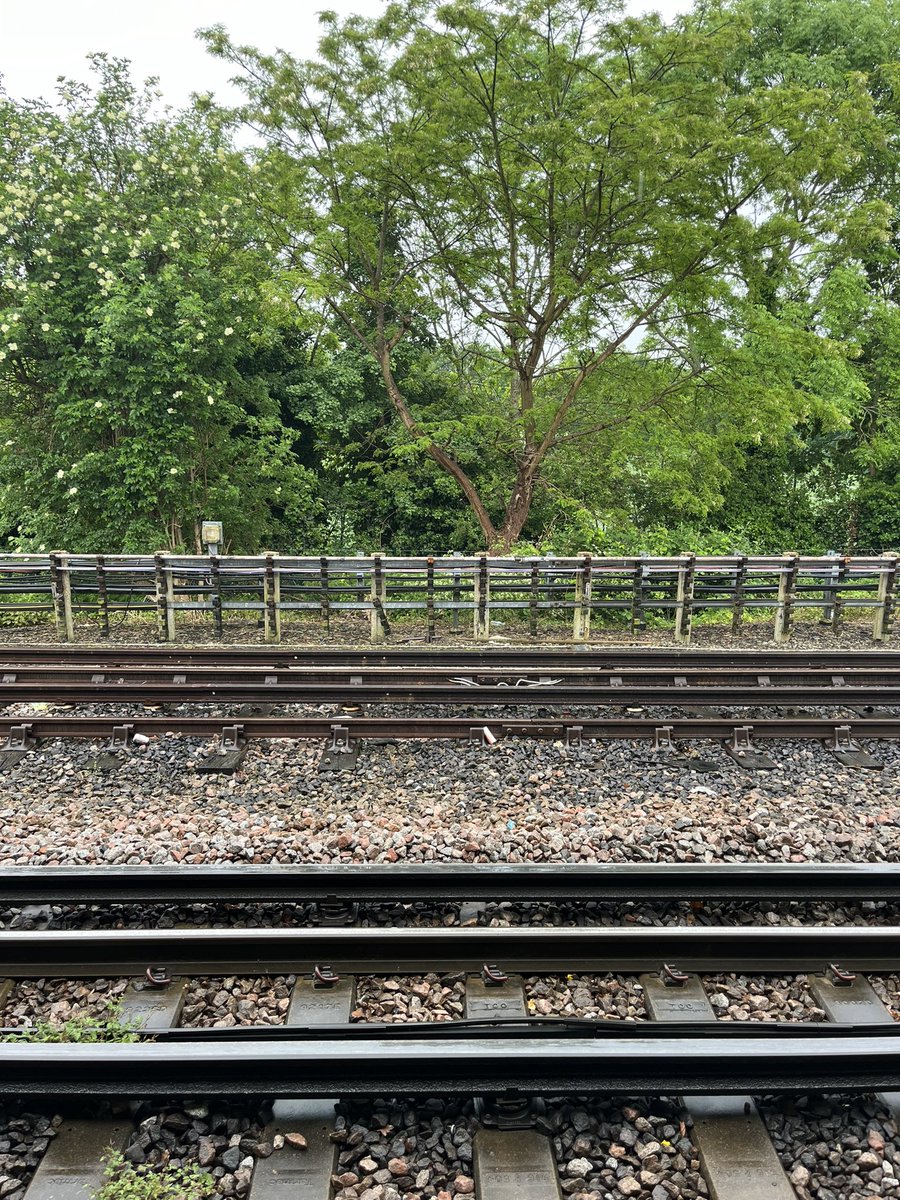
<box><xmin>3</xmin><ymin>1000</ymin><xmax>142</xmax><ymax>1043</ymax></box>
<box><xmin>203</xmin><ymin>0</ymin><xmax>886</xmax><ymax>548</ymax></box>
<box><xmin>0</xmin><ymin>57</ymin><xmax>318</xmax><ymax>552</ymax></box>
<box><xmin>1</xmin><ymin>1</ymin><xmax>900</xmax><ymax>556</ymax></box>
<box><xmin>93</xmin><ymin>1152</ymin><xmax>214</xmax><ymax>1200</ymax></box>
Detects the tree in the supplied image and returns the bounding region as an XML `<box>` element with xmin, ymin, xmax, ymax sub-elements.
<box><xmin>723</xmin><ymin>0</ymin><xmax>900</xmax><ymax>552</ymax></box>
<box><xmin>0</xmin><ymin>57</ymin><xmax>318</xmax><ymax>552</ymax></box>
<box><xmin>203</xmin><ymin>0</ymin><xmax>882</xmax><ymax>549</ymax></box>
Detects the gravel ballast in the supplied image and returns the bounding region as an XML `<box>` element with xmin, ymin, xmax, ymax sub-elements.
<box><xmin>0</xmin><ymin>1110</ymin><xmax>59</xmax><ymax>1200</ymax></box>
<box><xmin>3</xmin><ymin>977</ymin><xmax>128</xmax><ymax>1027</ymax></box>
<box><xmin>524</xmin><ymin>974</ymin><xmax>646</xmax><ymax>1020</ymax></box>
<box><xmin>759</xmin><ymin>1094</ymin><xmax>900</xmax><ymax>1199</ymax></box>
<box><xmin>551</xmin><ymin>1097</ymin><xmax>707</xmax><ymax>1199</ymax></box>
<box><xmin>1</xmin><ymin>719</ymin><xmax>899</xmax><ymax>871</ymax></box>
<box><xmin>180</xmin><ymin>976</ymin><xmax>295</xmax><ymax>1027</ymax></box>
<box><xmin>121</xmin><ymin>1101</ymin><xmax>272</xmax><ymax>1197</ymax></box>
<box><xmin>352</xmin><ymin>975</ymin><xmax>466</xmax><ymax>1023</ymax></box>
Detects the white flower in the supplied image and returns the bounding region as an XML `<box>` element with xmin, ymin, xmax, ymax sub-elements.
<box><xmin>41</xmin><ymin>322</ymin><xmax>50</xmax><ymax>332</ymax></box>
<box><xmin>56</xmin><ymin>469</ymin><xmax>65</xmax><ymax>479</ymax></box>
<box><xmin>0</xmin><ymin>324</ymin><xmax>7</xmax><ymax>333</ymax></box>
<box><xmin>68</xmin><ymin>486</ymin><xmax>78</xmax><ymax>495</ymax></box>
<box><xmin>207</xmin><ymin>396</ymin><xmax>214</xmax><ymax>405</ymax></box>
<box><xmin>0</xmin><ymin>352</ymin><xmax>5</xmax><ymax>362</ymax></box>
<box><xmin>224</xmin><ymin>327</ymin><xmax>234</xmax><ymax>336</ymax></box>
<box><xmin>145</xmin><ymin>307</ymin><xmax>154</xmax><ymax>317</ymax></box>
<box><xmin>196</xmin><ymin>332</ymin><xmax>204</xmax><ymax>340</ymax></box>
<box><xmin>169</xmin><ymin>467</ymin><xmax>178</xmax><ymax>475</ymax></box>
<box><xmin>166</xmin><ymin>407</ymin><xmax>176</xmax><ymax>414</ymax></box>
<box><xmin>172</xmin><ymin>390</ymin><xmax>183</xmax><ymax>398</ymax></box>
<box><xmin>93</xmin><ymin>400</ymin><xmax>103</xmax><ymax>409</ymax></box>
<box><xmin>3</xmin><ymin>439</ymin><xmax>12</xmax><ymax>447</ymax></box>
<box><xmin>7</xmin><ymin>343</ymin><xmax>16</xmax><ymax>351</ymax></box>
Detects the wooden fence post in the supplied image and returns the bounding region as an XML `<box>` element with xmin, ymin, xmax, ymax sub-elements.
<box><xmin>263</xmin><ymin>554</ymin><xmax>281</xmax><ymax>643</ymax></box>
<box><xmin>674</xmin><ymin>554</ymin><xmax>695</xmax><ymax>644</ymax></box>
<box><xmin>49</xmin><ymin>551</ymin><xmax>74</xmax><ymax>642</ymax></box>
<box><xmin>370</xmin><ymin>555</ymin><xmax>387</xmax><ymax>642</ymax></box>
<box><xmin>731</xmin><ymin>555</ymin><xmax>747</xmax><ymax>634</ymax></box>
<box><xmin>873</xmin><ymin>555</ymin><xmax>897</xmax><ymax>642</ymax></box>
<box><xmin>774</xmin><ymin>554</ymin><xmax>799</xmax><ymax>643</ymax></box>
<box><xmin>154</xmin><ymin>553</ymin><xmax>175</xmax><ymax>642</ymax></box>
<box><xmin>95</xmin><ymin>554</ymin><xmax>110</xmax><ymax>638</ymax></box>
<box><xmin>573</xmin><ymin>554</ymin><xmax>592</xmax><ymax>642</ymax></box>
<box><xmin>425</xmin><ymin>556</ymin><xmax>435</xmax><ymax>642</ymax></box>
<box><xmin>473</xmin><ymin>555</ymin><xmax>490</xmax><ymax>640</ymax></box>
<box><xmin>209</xmin><ymin>555</ymin><xmax>223</xmax><ymax>639</ymax></box>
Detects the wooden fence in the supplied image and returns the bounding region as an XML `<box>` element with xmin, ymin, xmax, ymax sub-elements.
<box><xmin>0</xmin><ymin>552</ymin><xmax>896</xmax><ymax>644</ymax></box>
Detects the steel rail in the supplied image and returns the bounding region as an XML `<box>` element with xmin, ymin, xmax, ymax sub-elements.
<box><xmin>0</xmin><ymin>924</ymin><xmax>897</xmax><ymax>975</ymax></box>
<box><xmin>5</xmin><ymin>1024</ymin><xmax>900</xmax><ymax>1097</ymax></box>
<box><xmin>2</xmin><ymin>862</ymin><xmax>900</xmax><ymax>906</ymax></box>
<box><xmin>2</xmin><ymin>715</ymin><xmax>899</xmax><ymax>742</ymax></box>
<box><xmin>3</xmin><ymin>681</ymin><xmax>900</xmax><ymax>705</ymax></box>
<box><xmin>2</xmin><ymin>645</ymin><xmax>899</xmax><ymax>669</ymax></box>
<box><xmin>4</xmin><ymin>665</ymin><xmax>900</xmax><ymax>685</ymax></box>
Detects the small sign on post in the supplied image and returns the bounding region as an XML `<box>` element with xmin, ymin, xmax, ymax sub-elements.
<box><xmin>201</xmin><ymin>520</ymin><xmax>223</xmax><ymax>556</ymax></box>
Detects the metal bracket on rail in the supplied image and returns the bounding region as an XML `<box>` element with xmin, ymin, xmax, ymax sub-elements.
<box><xmin>473</xmin><ymin>1095</ymin><xmax>548</xmax><ymax>1130</ymax></box>
<box><xmin>481</xmin><ymin>963</ymin><xmax>509</xmax><ymax>987</ymax></box>
<box><xmin>565</xmin><ymin>724</ymin><xmax>583</xmax><ymax>749</ymax></box>
<box><xmin>661</xmin><ymin>963</ymin><xmax>690</xmax><ymax>988</ymax></box>
<box><xmin>311</xmin><ymin>902</ymin><xmax>360</xmax><ymax>927</ymax></box>
<box><xmin>653</xmin><ymin>725</ymin><xmax>675</xmax><ymax>753</ymax></box>
<box><xmin>825</xmin><ymin>724</ymin><xmax>882</xmax><ymax>771</ymax></box>
<box><xmin>649</xmin><ymin>724</ymin><xmax>703</xmax><ymax>770</ymax></box>
<box><xmin>318</xmin><ymin>723</ymin><xmax>359</xmax><ymax>773</ymax></box>
<box><xmin>198</xmin><ymin>724</ymin><xmax>247</xmax><ymax>775</ymax></box>
<box><xmin>144</xmin><ymin>965</ymin><xmax>173</xmax><ymax>989</ymax></box>
<box><xmin>94</xmin><ymin>723</ymin><xmax>135</xmax><ymax>773</ymax></box>
<box><xmin>0</xmin><ymin>723</ymin><xmax>36</xmax><ymax>772</ymax></box>
<box><xmin>827</xmin><ymin>963</ymin><xmax>857</xmax><ymax>988</ymax></box>
<box><xmin>312</xmin><ymin>964</ymin><xmax>341</xmax><ymax>989</ymax></box>
<box><xmin>722</xmin><ymin>724</ymin><xmax>775</xmax><ymax>771</ymax></box>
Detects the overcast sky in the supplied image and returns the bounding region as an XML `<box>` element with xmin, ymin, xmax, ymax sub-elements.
<box><xmin>2</xmin><ymin>0</ymin><xmax>688</xmax><ymax>109</ymax></box>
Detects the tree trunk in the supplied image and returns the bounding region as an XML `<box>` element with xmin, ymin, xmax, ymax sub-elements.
<box><xmin>376</xmin><ymin>349</ymin><xmax>499</xmax><ymax>545</ymax></box>
<box><xmin>496</xmin><ymin>466</ymin><xmax>537</xmax><ymax>551</ymax></box>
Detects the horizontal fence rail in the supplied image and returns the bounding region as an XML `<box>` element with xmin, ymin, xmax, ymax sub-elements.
<box><xmin>0</xmin><ymin>552</ymin><xmax>896</xmax><ymax>643</ymax></box>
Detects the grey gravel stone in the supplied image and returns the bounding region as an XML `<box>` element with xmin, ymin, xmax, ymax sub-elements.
<box><xmin>180</xmin><ymin>976</ymin><xmax>295</xmax><ymax>1027</ymax></box>
<box><xmin>551</xmin><ymin>1097</ymin><xmax>707</xmax><ymax>1199</ymax></box>
<box><xmin>0</xmin><ymin>1111</ymin><xmax>59</xmax><ymax>1200</ymax></box>
<box><xmin>759</xmin><ymin>1093</ymin><xmax>899</xmax><ymax>1200</ymax></box>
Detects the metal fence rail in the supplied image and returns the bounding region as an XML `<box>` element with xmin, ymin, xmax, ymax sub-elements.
<box><xmin>0</xmin><ymin>552</ymin><xmax>896</xmax><ymax>643</ymax></box>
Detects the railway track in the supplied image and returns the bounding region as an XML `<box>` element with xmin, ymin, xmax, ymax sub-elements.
<box><xmin>3</xmin><ymin>644</ymin><xmax>900</xmax><ymax>668</ymax></box>
<box><xmin>1</xmin><ymin>859</ymin><xmax>898</xmax><ymax>904</ymax></box>
<box><xmin>3</xmin><ymin>878</ymin><xmax>900</xmax><ymax>1199</ymax></box>
<box><xmin>2</xmin><ymin>646</ymin><xmax>900</xmax><ymax>769</ymax></box>
<box><xmin>1</xmin><ymin>666</ymin><xmax>900</xmax><ymax>705</ymax></box>
<box><xmin>2</xmin><ymin>649</ymin><xmax>899</xmax><ymax>1193</ymax></box>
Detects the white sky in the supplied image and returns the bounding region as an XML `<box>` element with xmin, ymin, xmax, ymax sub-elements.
<box><xmin>1</xmin><ymin>0</ymin><xmax>688</xmax><ymax>109</ymax></box>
